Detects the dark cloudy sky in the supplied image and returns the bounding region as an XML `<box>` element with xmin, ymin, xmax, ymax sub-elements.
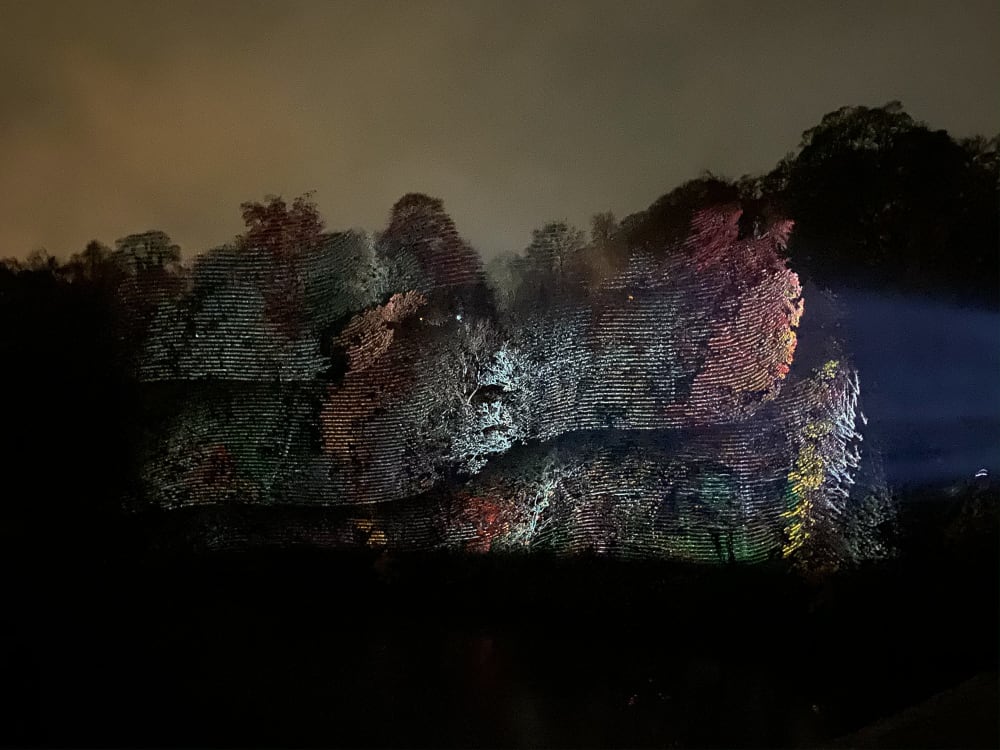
<box><xmin>2</xmin><ymin>0</ymin><xmax>998</xmax><ymax>260</ymax></box>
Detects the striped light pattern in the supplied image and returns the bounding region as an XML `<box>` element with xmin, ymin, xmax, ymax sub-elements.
<box><xmin>133</xmin><ymin>198</ymin><xmax>877</xmax><ymax>567</ymax></box>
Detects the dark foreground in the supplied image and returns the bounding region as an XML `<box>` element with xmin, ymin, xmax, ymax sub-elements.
<box><xmin>2</xmin><ymin>487</ymin><xmax>997</xmax><ymax>748</ymax></box>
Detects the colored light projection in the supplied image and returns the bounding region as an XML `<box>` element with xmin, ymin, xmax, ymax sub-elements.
<box><xmin>132</xmin><ymin>194</ymin><xmax>891</xmax><ymax>571</ymax></box>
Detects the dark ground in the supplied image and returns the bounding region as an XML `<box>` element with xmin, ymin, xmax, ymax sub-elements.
<box><xmin>1</xmin><ymin>485</ymin><xmax>996</xmax><ymax>748</ymax></box>
<box><xmin>831</xmin><ymin>672</ymin><xmax>998</xmax><ymax>749</ymax></box>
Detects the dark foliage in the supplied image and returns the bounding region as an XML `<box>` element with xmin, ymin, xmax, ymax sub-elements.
<box><xmin>757</xmin><ymin>103</ymin><xmax>999</xmax><ymax>308</ymax></box>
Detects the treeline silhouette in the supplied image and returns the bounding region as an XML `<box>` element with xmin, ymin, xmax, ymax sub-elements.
<box><xmin>1</xmin><ymin>102</ymin><xmax>995</xmax><ymax>569</ymax></box>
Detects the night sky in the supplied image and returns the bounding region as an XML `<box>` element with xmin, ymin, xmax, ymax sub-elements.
<box><xmin>2</xmin><ymin>0</ymin><xmax>998</xmax><ymax>260</ymax></box>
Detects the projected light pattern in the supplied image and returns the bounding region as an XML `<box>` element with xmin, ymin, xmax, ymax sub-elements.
<box><xmin>131</xmin><ymin>193</ymin><xmax>888</xmax><ymax>571</ymax></box>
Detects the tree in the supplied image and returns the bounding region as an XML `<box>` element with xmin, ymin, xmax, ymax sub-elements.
<box><xmin>516</xmin><ymin>221</ymin><xmax>586</xmax><ymax>304</ymax></box>
<box><xmin>779</xmin><ymin>361</ymin><xmax>873</xmax><ymax>576</ymax></box>
<box><xmin>590</xmin><ymin>212</ymin><xmax>617</xmax><ymax>247</ymax></box>
<box><xmin>675</xmin><ymin>207</ymin><xmax>803</xmax><ymax>424</ymax></box>
<box><xmin>239</xmin><ymin>193</ymin><xmax>324</xmax><ymax>260</ymax></box>
<box><xmin>446</xmin><ymin>446</ymin><xmax>584</xmax><ymax>553</ymax></box>
<box><xmin>319</xmin><ymin>291</ymin><xmax>432</xmax><ymax>503</ymax></box>
<box><xmin>767</xmin><ymin>102</ymin><xmax>999</xmax><ymax>306</ymax></box>
<box><xmin>431</xmin><ymin>319</ymin><xmax>539</xmax><ymax>475</ymax></box>
<box><xmin>379</xmin><ymin>193</ymin><xmax>484</xmax><ymax>291</ymax></box>
<box><xmin>484</xmin><ymin>251</ymin><xmax>522</xmax><ymax>314</ymax></box>
<box><xmin>620</xmin><ymin>175</ymin><xmax>741</xmax><ymax>253</ymax></box>
<box><xmin>238</xmin><ymin>193</ymin><xmax>325</xmax><ymax>339</ymax></box>
<box><xmin>112</xmin><ymin>231</ymin><xmax>188</xmax><ymax>365</ymax></box>
<box><xmin>114</xmin><ymin>230</ymin><xmax>182</xmax><ymax>273</ymax></box>
<box><xmin>583</xmin><ymin>211</ymin><xmax>629</xmax><ymax>287</ymax></box>
<box><xmin>525</xmin><ymin>221</ymin><xmax>585</xmax><ymax>281</ymax></box>
<box><xmin>22</xmin><ymin>248</ymin><xmax>58</xmax><ymax>272</ymax></box>
<box><xmin>64</xmin><ymin>240</ymin><xmax>118</xmax><ymax>285</ymax></box>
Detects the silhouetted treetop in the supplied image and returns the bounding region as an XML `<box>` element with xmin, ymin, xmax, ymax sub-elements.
<box><xmin>380</xmin><ymin>192</ymin><xmax>485</xmax><ymax>291</ymax></box>
<box><xmin>240</xmin><ymin>193</ymin><xmax>324</xmax><ymax>258</ymax></box>
<box><xmin>621</xmin><ymin>176</ymin><xmax>743</xmax><ymax>252</ymax></box>
<box><xmin>115</xmin><ymin>231</ymin><xmax>182</xmax><ymax>273</ymax></box>
<box><xmin>764</xmin><ymin>101</ymin><xmax>999</xmax><ymax>307</ymax></box>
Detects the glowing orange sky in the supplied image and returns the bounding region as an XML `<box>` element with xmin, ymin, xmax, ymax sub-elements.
<box><xmin>2</xmin><ymin>0</ymin><xmax>998</xmax><ymax>261</ymax></box>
